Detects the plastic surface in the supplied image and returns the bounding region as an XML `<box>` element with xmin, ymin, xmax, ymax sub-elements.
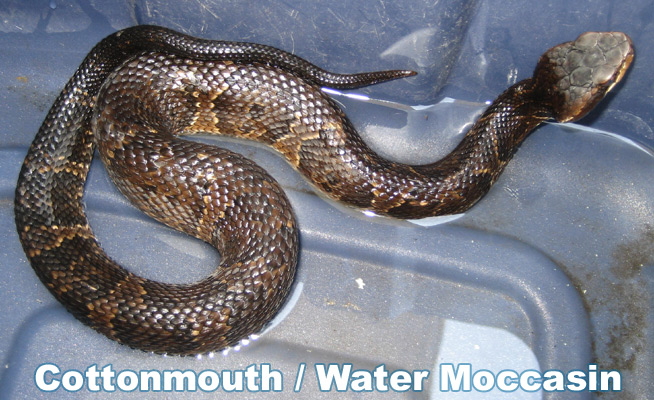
<box><xmin>1</xmin><ymin>1</ymin><xmax>652</xmax><ymax>399</ymax></box>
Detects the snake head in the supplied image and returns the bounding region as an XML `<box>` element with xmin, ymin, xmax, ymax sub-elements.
<box><xmin>534</xmin><ymin>31</ymin><xmax>634</xmax><ymax>123</ymax></box>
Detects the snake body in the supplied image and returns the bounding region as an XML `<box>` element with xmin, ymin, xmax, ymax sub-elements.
<box><xmin>15</xmin><ymin>26</ymin><xmax>633</xmax><ymax>355</ymax></box>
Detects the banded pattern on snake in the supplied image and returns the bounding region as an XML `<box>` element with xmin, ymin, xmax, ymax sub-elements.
<box><xmin>14</xmin><ymin>26</ymin><xmax>633</xmax><ymax>355</ymax></box>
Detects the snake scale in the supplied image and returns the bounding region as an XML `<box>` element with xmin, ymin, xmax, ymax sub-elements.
<box><xmin>14</xmin><ymin>26</ymin><xmax>633</xmax><ymax>355</ymax></box>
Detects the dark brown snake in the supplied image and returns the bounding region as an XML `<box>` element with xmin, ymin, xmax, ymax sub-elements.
<box><xmin>14</xmin><ymin>26</ymin><xmax>633</xmax><ymax>355</ymax></box>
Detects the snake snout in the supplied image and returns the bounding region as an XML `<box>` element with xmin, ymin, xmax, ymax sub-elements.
<box><xmin>534</xmin><ymin>31</ymin><xmax>634</xmax><ymax>123</ymax></box>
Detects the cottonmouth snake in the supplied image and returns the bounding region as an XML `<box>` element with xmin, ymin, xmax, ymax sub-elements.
<box><xmin>14</xmin><ymin>26</ymin><xmax>633</xmax><ymax>355</ymax></box>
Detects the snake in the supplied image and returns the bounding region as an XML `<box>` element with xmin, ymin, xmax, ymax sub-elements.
<box><xmin>14</xmin><ymin>26</ymin><xmax>633</xmax><ymax>355</ymax></box>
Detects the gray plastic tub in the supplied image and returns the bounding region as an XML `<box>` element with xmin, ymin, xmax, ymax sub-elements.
<box><xmin>1</xmin><ymin>1</ymin><xmax>652</xmax><ymax>399</ymax></box>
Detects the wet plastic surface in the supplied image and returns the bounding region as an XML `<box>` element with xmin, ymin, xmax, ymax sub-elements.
<box><xmin>1</xmin><ymin>1</ymin><xmax>652</xmax><ymax>399</ymax></box>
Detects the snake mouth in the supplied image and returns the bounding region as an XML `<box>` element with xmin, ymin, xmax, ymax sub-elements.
<box><xmin>606</xmin><ymin>43</ymin><xmax>634</xmax><ymax>93</ymax></box>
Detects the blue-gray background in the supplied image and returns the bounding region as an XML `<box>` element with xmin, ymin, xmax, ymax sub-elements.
<box><xmin>0</xmin><ymin>1</ymin><xmax>652</xmax><ymax>399</ymax></box>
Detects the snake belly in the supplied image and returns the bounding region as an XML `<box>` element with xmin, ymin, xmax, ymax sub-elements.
<box><xmin>14</xmin><ymin>26</ymin><xmax>633</xmax><ymax>355</ymax></box>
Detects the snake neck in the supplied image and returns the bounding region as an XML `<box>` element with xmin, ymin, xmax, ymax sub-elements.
<box><xmin>422</xmin><ymin>79</ymin><xmax>552</xmax><ymax>214</ymax></box>
<box><xmin>310</xmin><ymin>79</ymin><xmax>554</xmax><ymax>219</ymax></box>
